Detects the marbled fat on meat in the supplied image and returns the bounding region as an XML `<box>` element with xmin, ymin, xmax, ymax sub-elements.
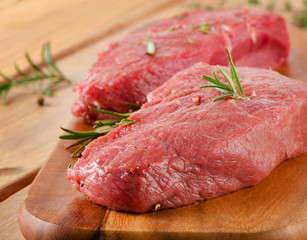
<box><xmin>71</xmin><ymin>8</ymin><xmax>289</xmax><ymax>122</ymax></box>
<box><xmin>68</xmin><ymin>63</ymin><xmax>307</xmax><ymax>213</ymax></box>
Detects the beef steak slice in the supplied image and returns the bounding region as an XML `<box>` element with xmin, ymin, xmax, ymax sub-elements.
<box><xmin>68</xmin><ymin>63</ymin><xmax>307</xmax><ymax>213</ymax></box>
<box><xmin>72</xmin><ymin>7</ymin><xmax>289</xmax><ymax>122</ymax></box>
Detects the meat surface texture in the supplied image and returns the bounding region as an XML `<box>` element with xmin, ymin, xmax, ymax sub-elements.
<box><xmin>71</xmin><ymin>7</ymin><xmax>289</xmax><ymax>122</ymax></box>
<box><xmin>68</xmin><ymin>63</ymin><xmax>307</xmax><ymax>213</ymax></box>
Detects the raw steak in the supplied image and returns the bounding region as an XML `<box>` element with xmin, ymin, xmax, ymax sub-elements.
<box><xmin>71</xmin><ymin>8</ymin><xmax>289</xmax><ymax>122</ymax></box>
<box><xmin>68</xmin><ymin>63</ymin><xmax>307</xmax><ymax>213</ymax></box>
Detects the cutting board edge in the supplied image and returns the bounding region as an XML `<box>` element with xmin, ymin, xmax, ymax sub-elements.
<box><xmin>18</xmin><ymin>187</ymin><xmax>307</xmax><ymax>240</ymax></box>
<box><xmin>18</xmin><ymin>200</ymin><xmax>101</xmax><ymax>240</ymax></box>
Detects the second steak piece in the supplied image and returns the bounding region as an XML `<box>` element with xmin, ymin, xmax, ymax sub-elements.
<box><xmin>72</xmin><ymin>8</ymin><xmax>289</xmax><ymax>122</ymax></box>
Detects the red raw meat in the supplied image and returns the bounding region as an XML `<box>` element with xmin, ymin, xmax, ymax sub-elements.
<box><xmin>71</xmin><ymin>8</ymin><xmax>289</xmax><ymax>122</ymax></box>
<box><xmin>68</xmin><ymin>63</ymin><xmax>307</xmax><ymax>213</ymax></box>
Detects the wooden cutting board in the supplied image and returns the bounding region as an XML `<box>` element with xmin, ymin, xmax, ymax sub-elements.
<box><xmin>18</xmin><ymin>26</ymin><xmax>307</xmax><ymax>240</ymax></box>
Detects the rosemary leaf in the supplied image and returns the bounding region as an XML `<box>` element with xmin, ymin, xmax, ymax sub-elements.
<box><xmin>225</xmin><ymin>48</ymin><xmax>245</xmax><ymax>97</ymax></box>
<box><xmin>71</xmin><ymin>143</ymin><xmax>88</xmax><ymax>158</ymax></box>
<box><xmin>199</xmin><ymin>84</ymin><xmax>233</xmax><ymax>94</ymax></box>
<box><xmin>0</xmin><ymin>72</ymin><xmax>16</xmax><ymax>82</ymax></box>
<box><xmin>191</xmin><ymin>3</ymin><xmax>202</xmax><ymax>9</ymax></box>
<box><xmin>218</xmin><ymin>68</ymin><xmax>238</xmax><ymax>95</ymax></box>
<box><xmin>174</xmin><ymin>14</ymin><xmax>185</xmax><ymax>19</ymax></box>
<box><xmin>94</xmin><ymin>119</ymin><xmax>120</xmax><ymax>128</ymax></box>
<box><xmin>205</xmin><ymin>5</ymin><xmax>215</xmax><ymax>11</ymax></box>
<box><xmin>266</xmin><ymin>1</ymin><xmax>275</xmax><ymax>11</ymax></box>
<box><xmin>184</xmin><ymin>40</ymin><xmax>195</xmax><ymax>44</ymax></box>
<box><xmin>293</xmin><ymin>9</ymin><xmax>307</xmax><ymax>29</ymax></box>
<box><xmin>0</xmin><ymin>87</ymin><xmax>11</xmax><ymax>104</ymax></box>
<box><xmin>213</xmin><ymin>93</ymin><xmax>234</xmax><ymax>102</ymax></box>
<box><xmin>14</xmin><ymin>63</ymin><xmax>26</xmax><ymax>77</ymax></box>
<box><xmin>66</xmin><ymin>137</ymin><xmax>93</xmax><ymax>149</ymax></box>
<box><xmin>166</xmin><ymin>24</ymin><xmax>176</xmax><ymax>32</ymax></box>
<box><xmin>94</xmin><ymin>125</ymin><xmax>113</xmax><ymax>134</ymax></box>
<box><xmin>59</xmin><ymin>127</ymin><xmax>100</xmax><ymax>139</ymax></box>
<box><xmin>191</xmin><ymin>23</ymin><xmax>211</xmax><ymax>34</ymax></box>
<box><xmin>284</xmin><ymin>1</ymin><xmax>292</xmax><ymax>11</ymax></box>
<box><xmin>42</xmin><ymin>42</ymin><xmax>63</xmax><ymax>76</ymax></box>
<box><xmin>125</xmin><ymin>101</ymin><xmax>142</xmax><ymax>108</ymax></box>
<box><xmin>89</xmin><ymin>106</ymin><xmax>135</xmax><ymax>118</ymax></box>
<box><xmin>118</xmin><ymin>119</ymin><xmax>136</xmax><ymax>126</ymax></box>
<box><xmin>25</xmin><ymin>52</ymin><xmax>46</xmax><ymax>76</ymax></box>
<box><xmin>248</xmin><ymin>0</ymin><xmax>260</xmax><ymax>4</ymax></box>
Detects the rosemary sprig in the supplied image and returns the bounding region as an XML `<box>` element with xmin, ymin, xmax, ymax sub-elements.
<box><xmin>199</xmin><ymin>47</ymin><xmax>246</xmax><ymax>102</ymax></box>
<box><xmin>166</xmin><ymin>24</ymin><xmax>177</xmax><ymax>32</ymax></box>
<box><xmin>190</xmin><ymin>23</ymin><xmax>211</xmax><ymax>34</ymax></box>
<box><xmin>60</xmin><ymin>106</ymin><xmax>139</xmax><ymax>158</ymax></box>
<box><xmin>0</xmin><ymin>42</ymin><xmax>70</xmax><ymax>104</ymax></box>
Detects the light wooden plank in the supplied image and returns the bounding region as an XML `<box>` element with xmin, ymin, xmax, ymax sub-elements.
<box><xmin>0</xmin><ymin>0</ymin><xmax>177</xmax><ymax>75</ymax></box>
<box><xmin>0</xmin><ymin>186</ymin><xmax>29</xmax><ymax>240</ymax></box>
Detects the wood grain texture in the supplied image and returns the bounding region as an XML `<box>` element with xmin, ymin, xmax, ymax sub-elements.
<box><xmin>0</xmin><ymin>168</ymin><xmax>39</xmax><ymax>201</ymax></box>
<box><xmin>18</xmin><ymin>26</ymin><xmax>307</xmax><ymax>239</ymax></box>
<box><xmin>0</xmin><ymin>186</ymin><xmax>29</xmax><ymax>240</ymax></box>
<box><xmin>0</xmin><ymin>0</ymin><xmax>177</xmax><ymax>75</ymax></box>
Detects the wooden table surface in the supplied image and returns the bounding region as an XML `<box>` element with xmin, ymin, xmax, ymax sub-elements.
<box><xmin>0</xmin><ymin>0</ymin><xmax>306</xmax><ymax>239</ymax></box>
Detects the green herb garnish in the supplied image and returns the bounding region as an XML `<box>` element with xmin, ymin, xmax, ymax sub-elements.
<box><xmin>145</xmin><ymin>37</ymin><xmax>156</xmax><ymax>55</ymax></box>
<box><xmin>284</xmin><ymin>1</ymin><xmax>292</xmax><ymax>11</ymax></box>
<box><xmin>88</xmin><ymin>106</ymin><xmax>133</xmax><ymax>118</ymax></box>
<box><xmin>190</xmin><ymin>23</ymin><xmax>211</xmax><ymax>34</ymax></box>
<box><xmin>60</xmin><ymin>105</ymin><xmax>139</xmax><ymax>158</ymax></box>
<box><xmin>199</xmin><ymin>47</ymin><xmax>246</xmax><ymax>102</ymax></box>
<box><xmin>205</xmin><ymin>5</ymin><xmax>215</xmax><ymax>11</ymax></box>
<box><xmin>0</xmin><ymin>42</ymin><xmax>70</xmax><ymax>104</ymax></box>
<box><xmin>293</xmin><ymin>5</ymin><xmax>307</xmax><ymax>29</ymax></box>
<box><xmin>184</xmin><ymin>40</ymin><xmax>195</xmax><ymax>44</ymax></box>
<box><xmin>166</xmin><ymin>24</ymin><xmax>176</xmax><ymax>32</ymax></box>
<box><xmin>174</xmin><ymin>14</ymin><xmax>185</xmax><ymax>19</ymax></box>
<box><xmin>125</xmin><ymin>101</ymin><xmax>142</xmax><ymax>108</ymax></box>
<box><xmin>248</xmin><ymin>0</ymin><xmax>260</xmax><ymax>4</ymax></box>
<box><xmin>191</xmin><ymin>3</ymin><xmax>202</xmax><ymax>9</ymax></box>
<box><xmin>118</xmin><ymin>118</ymin><xmax>136</xmax><ymax>126</ymax></box>
<box><xmin>266</xmin><ymin>1</ymin><xmax>275</xmax><ymax>11</ymax></box>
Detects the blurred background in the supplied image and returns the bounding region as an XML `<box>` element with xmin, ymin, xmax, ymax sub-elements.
<box><xmin>1</xmin><ymin>0</ymin><xmax>306</xmax><ymax>75</ymax></box>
